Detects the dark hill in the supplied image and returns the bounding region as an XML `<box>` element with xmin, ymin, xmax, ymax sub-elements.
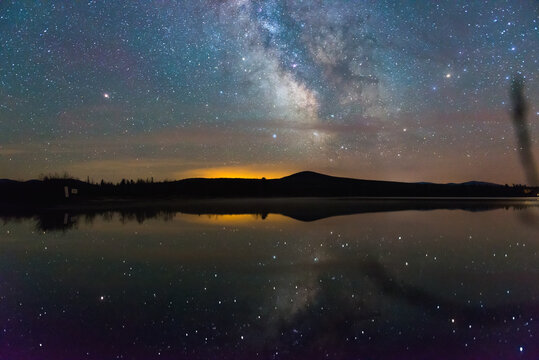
<box><xmin>0</xmin><ymin>171</ymin><xmax>536</xmax><ymax>204</ymax></box>
<box><xmin>281</xmin><ymin>171</ymin><xmax>337</xmax><ymax>180</ymax></box>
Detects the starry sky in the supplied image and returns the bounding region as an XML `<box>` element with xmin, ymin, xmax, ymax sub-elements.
<box><xmin>1</xmin><ymin>0</ymin><xmax>538</xmax><ymax>183</ymax></box>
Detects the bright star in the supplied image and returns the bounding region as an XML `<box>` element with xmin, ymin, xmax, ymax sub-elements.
<box><xmin>103</xmin><ymin>93</ymin><xmax>110</xmax><ymax>99</ymax></box>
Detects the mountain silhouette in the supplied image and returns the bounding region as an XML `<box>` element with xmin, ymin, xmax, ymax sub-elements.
<box><xmin>281</xmin><ymin>171</ymin><xmax>336</xmax><ymax>180</ymax></box>
<box><xmin>0</xmin><ymin>171</ymin><xmax>536</xmax><ymax>205</ymax></box>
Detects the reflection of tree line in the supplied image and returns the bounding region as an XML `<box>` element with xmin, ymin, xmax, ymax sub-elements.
<box><xmin>0</xmin><ymin>208</ymin><xmax>177</xmax><ymax>232</ymax></box>
<box><xmin>1</xmin><ymin>200</ymin><xmax>538</xmax><ymax>232</ymax></box>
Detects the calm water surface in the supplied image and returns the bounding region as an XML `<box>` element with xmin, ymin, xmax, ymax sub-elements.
<box><xmin>0</xmin><ymin>205</ymin><xmax>537</xmax><ymax>359</ymax></box>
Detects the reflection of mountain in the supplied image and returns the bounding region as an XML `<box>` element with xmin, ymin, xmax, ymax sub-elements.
<box><xmin>0</xmin><ymin>171</ymin><xmax>537</xmax><ymax>204</ymax></box>
<box><xmin>2</xmin><ymin>199</ymin><xmax>537</xmax><ymax>359</ymax></box>
<box><xmin>1</xmin><ymin>198</ymin><xmax>538</xmax><ymax>231</ymax></box>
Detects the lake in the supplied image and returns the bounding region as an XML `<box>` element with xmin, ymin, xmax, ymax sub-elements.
<box><xmin>0</xmin><ymin>200</ymin><xmax>537</xmax><ymax>359</ymax></box>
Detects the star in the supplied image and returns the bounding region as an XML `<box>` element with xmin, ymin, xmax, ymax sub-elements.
<box><xmin>0</xmin><ymin>0</ymin><xmax>537</xmax><ymax>184</ymax></box>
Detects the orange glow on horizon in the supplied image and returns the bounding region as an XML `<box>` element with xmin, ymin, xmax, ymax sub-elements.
<box><xmin>176</xmin><ymin>166</ymin><xmax>292</xmax><ymax>180</ymax></box>
<box><xmin>179</xmin><ymin>213</ymin><xmax>292</xmax><ymax>224</ymax></box>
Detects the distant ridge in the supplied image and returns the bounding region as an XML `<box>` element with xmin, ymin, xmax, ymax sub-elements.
<box><xmin>281</xmin><ymin>171</ymin><xmax>337</xmax><ymax>180</ymax></box>
<box><xmin>281</xmin><ymin>172</ymin><xmax>501</xmax><ymax>187</ymax></box>
<box><xmin>452</xmin><ymin>181</ymin><xmax>499</xmax><ymax>187</ymax></box>
<box><xmin>0</xmin><ymin>171</ymin><xmax>536</xmax><ymax>204</ymax></box>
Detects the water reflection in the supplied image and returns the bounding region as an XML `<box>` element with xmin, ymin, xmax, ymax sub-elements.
<box><xmin>1</xmin><ymin>198</ymin><xmax>538</xmax><ymax>231</ymax></box>
<box><xmin>0</xmin><ymin>204</ymin><xmax>537</xmax><ymax>359</ymax></box>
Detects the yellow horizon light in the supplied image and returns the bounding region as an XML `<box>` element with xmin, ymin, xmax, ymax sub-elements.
<box><xmin>176</xmin><ymin>166</ymin><xmax>292</xmax><ymax>180</ymax></box>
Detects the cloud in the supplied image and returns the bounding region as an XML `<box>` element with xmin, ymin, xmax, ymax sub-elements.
<box><xmin>0</xmin><ymin>147</ymin><xmax>29</xmax><ymax>156</ymax></box>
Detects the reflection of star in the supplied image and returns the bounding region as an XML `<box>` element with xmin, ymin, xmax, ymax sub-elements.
<box><xmin>103</xmin><ymin>93</ymin><xmax>110</xmax><ymax>99</ymax></box>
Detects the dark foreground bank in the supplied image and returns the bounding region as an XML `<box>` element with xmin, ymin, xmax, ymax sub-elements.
<box><xmin>1</xmin><ymin>171</ymin><xmax>537</xmax><ymax>205</ymax></box>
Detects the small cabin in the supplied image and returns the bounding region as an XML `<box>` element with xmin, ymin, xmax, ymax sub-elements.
<box><xmin>64</xmin><ymin>186</ymin><xmax>79</xmax><ymax>198</ymax></box>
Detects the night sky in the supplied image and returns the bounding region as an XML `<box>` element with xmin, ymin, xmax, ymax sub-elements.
<box><xmin>1</xmin><ymin>1</ymin><xmax>538</xmax><ymax>183</ymax></box>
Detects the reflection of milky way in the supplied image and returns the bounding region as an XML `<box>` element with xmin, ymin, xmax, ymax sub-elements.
<box><xmin>1</xmin><ymin>1</ymin><xmax>538</xmax><ymax>182</ymax></box>
<box><xmin>0</xmin><ymin>209</ymin><xmax>537</xmax><ymax>358</ymax></box>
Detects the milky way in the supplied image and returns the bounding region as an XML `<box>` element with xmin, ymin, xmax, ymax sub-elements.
<box><xmin>1</xmin><ymin>1</ymin><xmax>538</xmax><ymax>183</ymax></box>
